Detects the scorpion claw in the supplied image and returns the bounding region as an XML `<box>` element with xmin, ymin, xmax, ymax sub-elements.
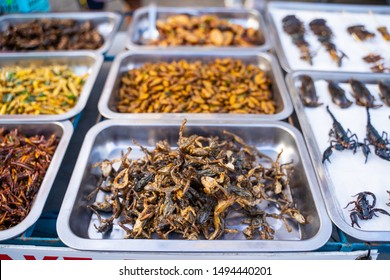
<box><xmin>359</xmin><ymin>142</ymin><xmax>371</xmax><ymax>163</ymax></box>
<box><xmin>350</xmin><ymin>213</ymin><xmax>361</xmax><ymax>228</ymax></box>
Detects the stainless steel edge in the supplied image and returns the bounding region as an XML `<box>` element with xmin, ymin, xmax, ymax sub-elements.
<box><xmin>57</xmin><ymin>119</ymin><xmax>331</xmax><ymax>252</ymax></box>
<box><xmin>126</xmin><ymin>6</ymin><xmax>271</xmax><ymax>52</ymax></box>
<box><xmin>0</xmin><ymin>12</ymin><xmax>121</xmax><ymax>54</ymax></box>
<box><xmin>0</xmin><ymin>51</ymin><xmax>104</xmax><ymax>121</ymax></box>
<box><xmin>0</xmin><ymin>121</ymin><xmax>73</xmax><ymax>241</ymax></box>
<box><xmin>267</xmin><ymin>2</ymin><xmax>390</xmax><ymax>73</ymax></box>
<box><xmin>285</xmin><ymin>71</ymin><xmax>390</xmax><ymax>241</ymax></box>
<box><xmin>98</xmin><ymin>50</ymin><xmax>293</xmax><ymax>121</ymax></box>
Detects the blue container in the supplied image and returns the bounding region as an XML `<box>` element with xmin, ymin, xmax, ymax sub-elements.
<box><xmin>1</xmin><ymin>0</ymin><xmax>50</xmax><ymax>13</ymax></box>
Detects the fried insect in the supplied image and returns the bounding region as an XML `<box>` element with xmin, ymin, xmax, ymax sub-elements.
<box><xmin>362</xmin><ymin>54</ymin><xmax>383</xmax><ymax>63</ymax></box>
<box><xmin>345</xmin><ymin>191</ymin><xmax>390</xmax><ymax>228</ymax></box>
<box><xmin>349</xmin><ymin>79</ymin><xmax>382</xmax><ymax>108</ymax></box>
<box><xmin>380</xmin><ymin>81</ymin><xmax>390</xmax><ymax>106</ymax></box>
<box><xmin>377</xmin><ymin>26</ymin><xmax>390</xmax><ymax>41</ymax></box>
<box><xmin>347</xmin><ymin>25</ymin><xmax>376</xmax><ymax>41</ymax></box>
<box><xmin>282</xmin><ymin>15</ymin><xmax>314</xmax><ymax>65</ymax></box>
<box><xmin>0</xmin><ymin>19</ymin><xmax>103</xmax><ymax>51</ymax></box>
<box><xmin>87</xmin><ymin>120</ymin><xmax>305</xmax><ymax>240</ymax></box>
<box><xmin>148</xmin><ymin>14</ymin><xmax>264</xmax><ymax>47</ymax></box>
<box><xmin>309</xmin><ymin>19</ymin><xmax>347</xmax><ymax>67</ymax></box>
<box><xmin>299</xmin><ymin>75</ymin><xmax>322</xmax><ymax>107</ymax></box>
<box><xmin>0</xmin><ymin>128</ymin><xmax>59</xmax><ymax>230</ymax></box>
<box><xmin>327</xmin><ymin>81</ymin><xmax>352</xmax><ymax>108</ymax></box>
<box><xmin>117</xmin><ymin>58</ymin><xmax>275</xmax><ymax>114</ymax></box>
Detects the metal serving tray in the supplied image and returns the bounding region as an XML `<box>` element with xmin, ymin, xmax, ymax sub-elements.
<box><xmin>57</xmin><ymin>120</ymin><xmax>331</xmax><ymax>252</ymax></box>
<box><xmin>0</xmin><ymin>12</ymin><xmax>121</xmax><ymax>54</ymax></box>
<box><xmin>126</xmin><ymin>7</ymin><xmax>271</xmax><ymax>52</ymax></box>
<box><xmin>98</xmin><ymin>51</ymin><xmax>292</xmax><ymax>121</ymax></box>
<box><xmin>0</xmin><ymin>52</ymin><xmax>103</xmax><ymax>121</ymax></box>
<box><xmin>267</xmin><ymin>2</ymin><xmax>390</xmax><ymax>73</ymax></box>
<box><xmin>286</xmin><ymin>71</ymin><xmax>390</xmax><ymax>241</ymax></box>
<box><xmin>0</xmin><ymin>121</ymin><xmax>73</xmax><ymax>241</ymax></box>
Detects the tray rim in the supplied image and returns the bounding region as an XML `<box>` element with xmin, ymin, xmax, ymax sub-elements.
<box><xmin>57</xmin><ymin>119</ymin><xmax>331</xmax><ymax>252</ymax></box>
<box><xmin>285</xmin><ymin>70</ymin><xmax>390</xmax><ymax>241</ymax></box>
<box><xmin>97</xmin><ymin>50</ymin><xmax>293</xmax><ymax>121</ymax></box>
<box><xmin>0</xmin><ymin>51</ymin><xmax>104</xmax><ymax>121</ymax></box>
<box><xmin>126</xmin><ymin>6</ymin><xmax>271</xmax><ymax>52</ymax></box>
<box><xmin>0</xmin><ymin>120</ymin><xmax>73</xmax><ymax>241</ymax></box>
<box><xmin>0</xmin><ymin>11</ymin><xmax>122</xmax><ymax>55</ymax></box>
<box><xmin>266</xmin><ymin>1</ymin><xmax>390</xmax><ymax>73</ymax></box>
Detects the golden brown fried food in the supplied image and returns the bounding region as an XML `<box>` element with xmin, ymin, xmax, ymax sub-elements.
<box><xmin>148</xmin><ymin>14</ymin><xmax>264</xmax><ymax>47</ymax></box>
<box><xmin>117</xmin><ymin>58</ymin><xmax>275</xmax><ymax>114</ymax></box>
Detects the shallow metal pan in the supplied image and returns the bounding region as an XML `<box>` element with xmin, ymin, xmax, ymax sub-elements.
<box><xmin>127</xmin><ymin>6</ymin><xmax>271</xmax><ymax>52</ymax></box>
<box><xmin>0</xmin><ymin>121</ymin><xmax>73</xmax><ymax>241</ymax></box>
<box><xmin>267</xmin><ymin>2</ymin><xmax>390</xmax><ymax>73</ymax></box>
<box><xmin>57</xmin><ymin>120</ymin><xmax>331</xmax><ymax>252</ymax></box>
<box><xmin>286</xmin><ymin>71</ymin><xmax>390</xmax><ymax>241</ymax></box>
<box><xmin>0</xmin><ymin>12</ymin><xmax>121</xmax><ymax>54</ymax></box>
<box><xmin>98</xmin><ymin>51</ymin><xmax>292</xmax><ymax>121</ymax></box>
<box><xmin>0</xmin><ymin>52</ymin><xmax>103</xmax><ymax>121</ymax></box>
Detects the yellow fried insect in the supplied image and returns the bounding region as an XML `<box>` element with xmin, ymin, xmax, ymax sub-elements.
<box><xmin>0</xmin><ymin>65</ymin><xmax>88</xmax><ymax>115</ymax></box>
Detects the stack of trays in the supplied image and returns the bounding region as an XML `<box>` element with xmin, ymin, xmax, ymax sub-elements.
<box><xmin>57</xmin><ymin>6</ymin><xmax>331</xmax><ymax>252</ymax></box>
<box><xmin>268</xmin><ymin>1</ymin><xmax>390</xmax><ymax>241</ymax></box>
<box><xmin>0</xmin><ymin>12</ymin><xmax>120</xmax><ymax>240</ymax></box>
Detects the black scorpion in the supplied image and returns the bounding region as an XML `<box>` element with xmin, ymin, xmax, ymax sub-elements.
<box><xmin>322</xmin><ymin>106</ymin><xmax>365</xmax><ymax>163</ymax></box>
<box><xmin>364</xmin><ymin>107</ymin><xmax>390</xmax><ymax>161</ymax></box>
<box><xmin>344</xmin><ymin>191</ymin><xmax>390</xmax><ymax>228</ymax></box>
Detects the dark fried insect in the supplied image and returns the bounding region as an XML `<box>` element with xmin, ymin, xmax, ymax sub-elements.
<box><xmin>87</xmin><ymin>120</ymin><xmax>305</xmax><ymax>240</ymax></box>
<box><xmin>364</xmin><ymin>107</ymin><xmax>390</xmax><ymax>161</ymax></box>
<box><xmin>309</xmin><ymin>19</ymin><xmax>347</xmax><ymax>67</ymax></box>
<box><xmin>379</xmin><ymin>81</ymin><xmax>390</xmax><ymax>106</ymax></box>
<box><xmin>344</xmin><ymin>191</ymin><xmax>390</xmax><ymax>228</ymax></box>
<box><xmin>327</xmin><ymin>81</ymin><xmax>352</xmax><ymax>108</ymax></box>
<box><xmin>299</xmin><ymin>75</ymin><xmax>322</xmax><ymax>107</ymax></box>
<box><xmin>0</xmin><ymin>19</ymin><xmax>103</xmax><ymax>51</ymax></box>
<box><xmin>349</xmin><ymin>79</ymin><xmax>382</xmax><ymax>108</ymax></box>
<box><xmin>322</xmin><ymin>106</ymin><xmax>364</xmax><ymax>163</ymax></box>
<box><xmin>370</xmin><ymin>63</ymin><xmax>389</xmax><ymax>73</ymax></box>
<box><xmin>282</xmin><ymin>15</ymin><xmax>314</xmax><ymax>65</ymax></box>
<box><xmin>362</xmin><ymin>53</ymin><xmax>383</xmax><ymax>63</ymax></box>
<box><xmin>347</xmin><ymin>25</ymin><xmax>376</xmax><ymax>41</ymax></box>
<box><xmin>0</xmin><ymin>128</ymin><xmax>59</xmax><ymax>230</ymax></box>
<box><xmin>377</xmin><ymin>26</ymin><xmax>390</xmax><ymax>41</ymax></box>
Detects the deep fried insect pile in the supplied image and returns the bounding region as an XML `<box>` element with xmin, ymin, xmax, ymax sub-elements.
<box><xmin>0</xmin><ymin>19</ymin><xmax>104</xmax><ymax>51</ymax></box>
<box><xmin>0</xmin><ymin>128</ymin><xmax>59</xmax><ymax>230</ymax></box>
<box><xmin>118</xmin><ymin>58</ymin><xmax>275</xmax><ymax>114</ymax></box>
<box><xmin>147</xmin><ymin>14</ymin><xmax>264</xmax><ymax>47</ymax></box>
<box><xmin>87</xmin><ymin>121</ymin><xmax>305</xmax><ymax>240</ymax></box>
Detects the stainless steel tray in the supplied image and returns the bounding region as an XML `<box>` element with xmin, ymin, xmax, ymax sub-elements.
<box><xmin>98</xmin><ymin>51</ymin><xmax>292</xmax><ymax>121</ymax></box>
<box><xmin>0</xmin><ymin>12</ymin><xmax>121</xmax><ymax>54</ymax></box>
<box><xmin>57</xmin><ymin>120</ymin><xmax>331</xmax><ymax>252</ymax></box>
<box><xmin>126</xmin><ymin>7</ymin><xmax>271</xmax><ymax>52</ymax></box>
<box><xmin>0</xmin><ymin>121</ymin><xmax>73</xmax><ymax>241</ymax></box>
<box><xmin>286</xmin><ymin>71</ymin><xmax>390</xmax><ymax>241</ymax></box>
<box><xmin>0</xmin><ymin>52</ymin><xmax>103</xmax><ymax>121</ymax></box>
<box><xmin>267</xmin><ymin>2</ymin><xmax>390</xmax><ymax>73</ymax></box>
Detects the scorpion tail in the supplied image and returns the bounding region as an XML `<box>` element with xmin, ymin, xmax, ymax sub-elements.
<box><xmin>366</xmin><ymin>106</ymin><xmax>371</xmax><ymax>125</ymax></box>
<box><xmin>326</xmin><ymin>105</ymin><xmax>337</xmax><ymax>121</ymax></box>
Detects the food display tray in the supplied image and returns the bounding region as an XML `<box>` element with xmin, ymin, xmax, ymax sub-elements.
<box><xmin>98</xmin><ymin>51</ymin><xmax>292</xmax><ymax>121</ymax></box>
<box><xmin>267</xmin><ymin>2</ymin><xmax>390</xmax><ymax>73</ymax></box>
<box><xmin>126</xmin><ymin>6</ymin><xmax>271</xmax><ymax>52</ymax></box>
<box><xmin>0</xmin><ymin>12</ymin><xmax>121</xmax><ymax>54</ymax></box>
<box><xmin>286</xmin><ymin>71</ymin><xmax>390</xmax><ymax>241</ymax></box>
<box><xmin>0</xmin><ymin>52</ymin><xmax>103</xmax><ymax>121</ymax></box>
<box><xmin>57</xmin><ymin>120</ymin><xmax>331</xmax><ymax>252</ymax></box>
<box><xmin>0</xmin><ymin>121</ymin><xmax>73</xmax><ymax>241</ymax></box>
